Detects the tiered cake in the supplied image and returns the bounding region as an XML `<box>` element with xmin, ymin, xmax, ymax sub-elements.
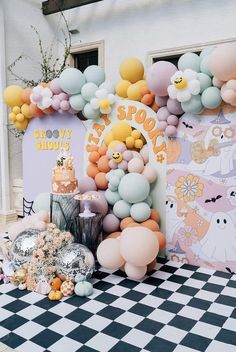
<box><xmin>52</xmin><ymin>150</ymin><xmax>78</xmax><ymax>194</ymax></box>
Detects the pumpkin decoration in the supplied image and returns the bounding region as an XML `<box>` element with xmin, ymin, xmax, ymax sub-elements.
<box><xmin>50</xmin><ymin>277</ymin><xmax>62</xmax><ymax>291</ymax></box>
<box><xmin>60</xmin><ymin>278</ymin><xmax>74</xmax><ymax>297</ymax></box>
<box><xmin>11</xmin><ymin>267</ymin><xmax>28</xmax><ymax>286</ymax></box>
<box><xmin>74</xmin><ymin>280</ymin><xmax>93</xmax><ymax>297</ymax></box>
<box><xmin>48</xmin><ymin>290</ymin><xmax>63</xmax><ymax>301</ymax></box>
<box><xmin>167</xmin><ymin>139</ymin><xmax>181</xmax><ymax>164</ymax></box>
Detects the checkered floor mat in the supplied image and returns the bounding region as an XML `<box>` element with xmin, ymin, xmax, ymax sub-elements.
<box><xmin>0</xmin><ymin>258</ymin><xmax>236</xmax><ymax>352</ymax></box>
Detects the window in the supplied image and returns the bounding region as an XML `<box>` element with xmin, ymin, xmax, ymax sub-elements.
<box><xmin>153</xmin><ymin>52</ymin><xmax>201</xmax><ymax>67</ymax></box>
<box><xmin>69</xmin><ymin>40</ymin><xmax>104</xmax><ymax>70</ymax></box>
<box><xmin>73</xmin><ymin>49</ymin><xmax>98</xmax><ymax>72</ymax></box>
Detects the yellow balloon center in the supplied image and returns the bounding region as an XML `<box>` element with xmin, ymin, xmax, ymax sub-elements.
<box><xmin>99</xmin><ymin>99</ymin><xmax>110</xmax><ymax>110</ymax></box>
<box><xmin>112</xmin><ymin>152</ymin><xmax>123</xmax><ymax>163</ymax></box>
<box><xmin>174</xmin><ymin>77</ymin><xmax>188</xmax><ymax>89</ymax></box>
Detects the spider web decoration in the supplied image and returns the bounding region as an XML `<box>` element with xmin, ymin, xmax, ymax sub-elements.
<box><xmin>23</xmin><ymin>198</ymin><xmax>35</xmax><ymax>216</ymax></box>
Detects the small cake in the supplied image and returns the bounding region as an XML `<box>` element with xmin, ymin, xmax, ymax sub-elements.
<box><xmin>52</xmin><ymin>150</ymin><xmax>78</xmax><ymax>194</ymax></box>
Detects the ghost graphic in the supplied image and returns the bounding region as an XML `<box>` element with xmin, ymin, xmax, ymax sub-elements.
<box><xmin>226</xmin><ymin>186</ymin><xmax>236</xmax><ymax>206</ymax></box>
<box><xmin>200</xmin><ymin>212</ymin><xmax>236</xmax><ymax>262</ymax></box>
<box><xmin>166</xmin><ymin>197</ymin><xmax>184</xmax><ymax>243</ymax></box>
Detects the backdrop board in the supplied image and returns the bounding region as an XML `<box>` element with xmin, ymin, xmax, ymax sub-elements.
<box><xmin>166</xmin><ymin>107</ymin><xmax>236</xmax><ymax>272</ymax></box>
<box><xmin>23</xmin><ymin>112</ymin><xmax>86</xmax><ymax>209</ymax></box>
<box><xmin>84</xmin><ymin>99</ymin><xmax>167</xmax><ymax>233</ymax></box>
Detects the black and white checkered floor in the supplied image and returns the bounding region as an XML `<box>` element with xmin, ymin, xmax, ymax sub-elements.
<box><xmin>0</xmin><ymin>258</ymin><xmax>236</xmax><ymax>352</ymax></box>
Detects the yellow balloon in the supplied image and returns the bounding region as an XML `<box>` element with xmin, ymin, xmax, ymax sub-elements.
<box><xmin>104</xmin><ymin>131</ymin><xmax>114</xmax><ymax>146</ymax></box>
<box><xmin>126</xmin><ymin>136</ymin><xmax>135</xmax><ymax>149</ymax></box>
<box><xmin>12</xmin><ymin>106</ymin><xmax>21</xmax><ymax>114</ymax></box>
<box><xmin>16</xmin><ymin>113</ymin><xmax>25</xmax><ymax>122</ymax></box>
<box><xmin>135</xmin><ymin>80</ymin><xmax>147</xmax><ymax>89</ymax></box>
<box><xmin>131</xmin><ymin>129</ymin><xmax>141</xmax><ymax>139</ymax></box>
<box><xmin>3</xmin><ymin>85</ymin><xmax>24</xmax><ymax>108</ymax></box>
<box><xmin>108</xmin><ymin>140</ymin><xmax>126</xmax><ymax>150</ymax></box>
<box><xmin>134</xmin><ymin>139</ymin><xmax>144</xmax><ymax>149</ymax></box>
<box><xmin>9</xmin><ymin>112</ymin><xmax>16</xmax><ymax>122</ymax></box>
<box><xmin>115</xmin><ymin>80</ymin><xmax>131</xmax><ymax>98</ymax></box>
<box><xmin>15</xmin><ymin>119</ymin><xmax>28</xmax><ymax>130</ymax></box>
<box><xmin>21</xmin><ymin>104</ymin><xmax>33</xmax><ymax>118</ymax></box>
<box><xmin>119</xmin><ymin>58</ymin><xmax>144</xmax><ymax>84</ymax></box>
<box><xmin>112</xmin><ymin>121</ymin><xmax>132</xmax><ymax>142</ymax></box>
<box><xmin>127</xmin><ymin>83</ymin><xmax>143</xmax><ymax>101</ymax></box>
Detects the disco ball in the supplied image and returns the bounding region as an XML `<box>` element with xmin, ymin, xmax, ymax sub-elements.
<box><xmin>56</xmin><ymin>243</ymin><xmax>95</xmax><ymax>281</ymax></box>
<box><xmin>10</xmin><ymin>228</ymin><xmax>41</xmax><ymax>268</ymax></box>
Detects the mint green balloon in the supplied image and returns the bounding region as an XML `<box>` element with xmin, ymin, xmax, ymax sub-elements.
<box><xmin>181</xmin><ymin>95</ymin><xmax>204</xmax><ymax>114</ymax></box>
<box><xmin>84</xmin><ymin>65</ymin><xmax>105</xmax><ymax>86</ymax></box>
<box><xmin>197</xmin><ymin>73</ymin><xmax>212</xmax><ymax>93</ymax></box>
<box><xmin>144</xmin><ymin>195</ymin><xmax>153</xmax><ymax>207</ymax></box>
<box><xmin>81</xmin><ymin>82</ymin><xmax>98</xmax><ymax>102</ymax></box>
<box><xmin>201</xmin><ymin>87</ymin><xmax>222</xmax><ymax>109</ymax></box>
<box><xmin>59</xmin><ymin>68</ymin><xmax>86</xmax><ymax>94</ymax></box>
<box><xmin>33</xmin><ymin>192</ymin><xmax>50</xmax><ymax>213</ymax></box>
<box><xmin>105</xmin><ymin>189</ymin><xmax>121</xmax><ymax>205</ymax></box>
<box><xmin>178</xmin><ymin>53</ymin><xmax>200</xmax><ymax>72</ymax></box>
<box><xmin>130</xmin><ymin>202</ymin><xmax>151</xmax><ymax>222</ymax></box>
<box><xmin>200</xmin><ymin>47</ymin><xmax>214</xmax><ymax>60</ymax></box>
<box><xmin>113</xmin><ymin>200</ymin><xmax>131</xmax><ymax>219</ymax></box>
<box><xmin>118</xmin><ymin>173</ymin><xmax>150</xmax><ymax>203</ymax></box>
<box><xmin>200</xmin><ymin>56</ymin><xmax>213</xmax><ymax>77</ymax></box>
<box><xmin>69</xmin><ymin>94</ymin><xmax>86</xmax><ymax>111</ymax></box>
<box><xmin>83</xmin><ymin>103</ymin><xmax>100</xmax><ymax>119</ymax></box>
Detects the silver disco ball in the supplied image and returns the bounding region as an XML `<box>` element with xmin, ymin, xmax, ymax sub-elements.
<box><xmin>10</xmin><ymin>228</ymin><xmax>41</xmax><ymax>268</ymax></box>
<box><xmin>56</xmin><ymin>243</ymin><xmax>95</xmax><ymax>281</ymax></box>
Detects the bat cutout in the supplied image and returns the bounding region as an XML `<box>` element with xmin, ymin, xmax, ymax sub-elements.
<box><xmin>230</xmin><ymin>191</ymin><xmax>236</xmax><ymax>197</ymax></box>
<box><xmin>182</xmin><ymin>121</ymin><xmax>193</xmax><ymax>129</ymax></box>
<box><xmin>205</xmin><ymin>195</ymin><xmax>222</xmax><ymax>203</ymax></box>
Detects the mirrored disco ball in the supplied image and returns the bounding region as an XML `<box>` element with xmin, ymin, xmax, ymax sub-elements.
<box><xmin>10</xmin><ymin>228</ymin><xmax>41</xmax><ymax>268</ymax></box>
<box><xmin>56</xmin><ymin>243</ymin><xmax>95</xmax><ymax>280</ymax></box>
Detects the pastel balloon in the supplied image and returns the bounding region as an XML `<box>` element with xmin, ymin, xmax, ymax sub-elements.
<box><xmin>141</xmin><ymin>219</ymin><xmax>159</xmax><ymax>231</ymax></box>
<box><xmin>120</xmin><ymin>227</ymin><xmax>159</xmax><ymax>266</ymax></box>
<box><xmin>178</xmin><ymin>52</ymin><xmax>200</xmax><ymax>72</ymax></box>
<box><xmin>115</xmin><ymin>80</ymin><xmax>131</xmax><ymax>98</ymax></box>
<box><xmin>212</xmin><ymin>76</ymin><xmax>224</xmax><ymax>88</ymax></box>
<box><xmin>4</xmin><ymin>85</ymin><xmax>24</xmax><ymax>107</ymax></box>
<box><xmin>118</xmin><ymin>173</ymin><xmax>150</xmax><ymax>203</ymax></box>
<box><xmin>167</xmin><ymin>98</ymin><xmax>184</xmax><ymax>115</ymax></box>
<box><xmin>105</xmin><ymin>189</ymin><xmax>121</xmax><ymax>205</ymax></box>
<box><xmin>113</xmin><ymin>200</ymin><xmax>131</xmax><ymax>219</ymax></box>
<box><xmin>157</xmin><ymin>106</ymin><xmax>170</xmax><ymax>121</ymax></box>
<box><xmin>155</xmin><ymin>95</ymin><xmax>168</xmax><ymax>107</ymax></box>
<box><xmin>158</xmin><ymin>121</ymin><xmax>168</xmax><ymax>131</ymax></box>
<box><xmin>59</xmin><ymin>68</ymin><xmax>85</xmax><ymax>94</ymax></box>
<box><xmin>99</xmin><ymin>81</ymin><xmax>115</xmax><ymax>94</ymax></box>
<box><xmin>119</xmin><ymin>58</ymin><xmax>144</xmax><ymax>83</ymax></box>
<box><xmin>142</xmin><ymin>165</ymin><xmax>157</xmax><ymax>183</ymax></box>
<box><xmin>181</xmin><ymin>94</ymin><xmax>204</xmax><ymax>114</ymax></box>
<box><xmin>21</xmin><ymin>104</ymin><xmax>33</xmax><ymax>118</ymax></box>
<box><xmin>83</xmin><ymin>103</ymin><xmax>100</xmax><ymax>119</ymax></box>
<box><xmin>144</xmin><ymin>195</ymin><xmax>153</xmax><ymax>207</ymax></box>
<box><xmin>150</xmin><ymin>209</ymin><xmax>160</xmax><ymax>223</ymax></box>
<box><xmin>167</xmin><ymin>115</ymin><xmax>179</xmax><ymax>126</ymax></box>
<box><xmin>97</xmin><ymin>238</ymin><xmax>124</xmax><ymax>270</ymax></box>
<box><xmin>127</xmin><ymin>82</ymin><xmax>145</xmax><ymax>101</ymax></box>
<box><xmin>208</xmin><ymin>43</ymin><xmax>236</xmax><ymax>81</ymax></box>
<box><xmin>81</xmin><ymin>82</ymin><xmax>98</xmax><ymax>101</ymax></box>
<box><xmin>200</xmin><ymin>56</ymin><xmax>213</xmax><ymax>77</ymax></box>
<box><xmin>201</xmin><ymin>87</ymin><xmax>222</xmax><ymax>109</ymax></box>
<box><xmin>197</xmin><ymin>73</ymin><xmax>212</xmax><ymax>93</ymax></box>
<box><xmin>69</xmin><ymin>94</ymin><xmax>86</xmax><ymax>111</ymax></box>
<box><xmin>60</xmin><ymin>100</ymin><xmax>70</xmax><ymax>111</ymax></box>
<box><xmin>78</xmin><ymin>176</ymin><xmax>97</xmax><ymax>193</ymax></box>
<box><xmin>81</xmin><ymin>191</ymin><xmax>108</xmax><ymax>216</ymax></box>
<box><xmin>84</xmin><ymin>65</ymin><xmax>105</xmax><ymax>86</ymax></box>
<box><xmin>147</xmin><ymin>61</ymin><xmax>177</xmax><ymax>96</ymax></box>
<box><xmin>103</xmin><ymin>214</ymin><xmax>120</xmax><ymax>233</ymax></box>
<box><xmin>33</xmin><ymin>192</ymin><xmax>50</xmax><ymax>213</ymax></box>
<box><xmin>165</xmin><ymin>125</ymin><xmax>177</xmax><ymax>137</ymax></box>
<box><xmin>125</xmin><ymin>263</ymin><xmax>147</xmax><ymax>280</ymax></box>
<box><xmin>154</xmin><ymin>231</ymin><xmax>166</xmax><ymax>250</ymax></box>
<box><xmin>97</xmin><ymin>155</ymin><xmax>110</xmax><ymax>173</ymax></box>
<box><xmin>120</xmin><ymin>217</ymin><xmax>134</xmax><ymax>230</ymax></box>
<box><xmin>128</xmin><ymin>158</ymin><xmax>144</xmax><ymax>173</ymax></box>
<box><xmin>130</xmin><ymin>202</ymin><xmax>151</xmax><ymax>222</ymax></box>
<box><xmin>200</xmin><ymin>46</ymin><xmax>214</xmax><ymax>59</ymax></box>
<box><xmin>21</xmin><ymin>88</ymin><xmax>32</xmax><ymax>105</ymax></box>
<box><xmin>50</xmin><ymin>78</ymin><xmax>62</xmax><ymax>94</ymax></box>
<box><xmin>95</xmin><ymin>172</ymin><xmax>109</xmax><ymax>190</ymax></box>
<box><xmin>112</xmin><ymin>121</ymin><xmax>132</xmax><ymax>142</ymax></box>
<box><xmin>140</xmin><ymin>145</ymin><xmax>149</xmax><ymax>164</ymax></box>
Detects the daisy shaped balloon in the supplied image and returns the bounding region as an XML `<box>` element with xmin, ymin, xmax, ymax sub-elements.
<box><xmin>90</xmin><ymin>88</ymin><xmax>116</xmax><ymax>114</ymax></box>
<box><xmin>30</xmin><ymin>85</ymin><xmax>53</xmax><ymax>110</ymax></box>
<box><xmin>167</xmin><ymin>69</ymin><xmax>200</xmax><ymax>102</ymax></box>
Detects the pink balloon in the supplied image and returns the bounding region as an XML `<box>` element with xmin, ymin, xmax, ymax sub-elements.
<box><xmin>226</xmin><ymin>79</ymin><xmax>236</xmax><ymax>90</ymax></box>
<box><xmin>140</xmin><ymin>145</ymin><xmax>149</xmax><ymax>164</ymax></box>
<box><xmin>155</xmin><ymin>95</ymin><xmax>168</xmax><ymax>107</ymax></box>
<box><xmin>157</xmin><ymin>107</ymin><xmax>170</xmax><ymax>121</ymax></box>
<box><xmin>118</xmin><ymin>160</ymin><xmax>128</xmax><ymax>170</ymax></box>
<box><xmin>167</xmin><ymin>98</ymin><xmax>184</xmax><ymax>115</ymax></box>
<box><xmin>69</xmin><ymin>107</ymin><xmax>78</xmax><ymax>114</ymax></box>
<box><xmin>120</xmin><ymin>227</ymin><xmax>159</xmax><ymax>266</ymax></box>
<box><xmin>208</xmin><ymin>43</ymin><xmax>236</xmax><ymax>81</ymax></box>
<box><xmin>165</xmin><ymin>125</ymin><xmax>177</xmax><ymax>137</ymax></box>
<box><xmin>158</xmin><ymin>121</ymin><xmax>168</xmax><ymax>131</ymax></box>
<box><xmin>221</xmin><ymin>88</ymin><xmax>236</xmax><ymax>104</ymax></box>
<box><xmin>167</xmin><ymin>115</ymin><xmax>179</xmax><ymax>126</ymax></box>
<box><xmin>103</xmin><ymin>214</ymin><xmax>120</xmax><ymax>233</ymax></box>
<box><xmin>125</xmin><ymin>262</ymin><xmax>147</xmax><ymax>280</ymax></box>
<box><xmin>52</xmin><ymin>97</ymin><xmax>60</xmax><ymax>110</ymax></box>
<box><xmin>128</xmin><ymin>158</ymin><xmax>144</xmax><ymax>173</ymax></box>
<box><xmin>60</xmin><ymin>100</ymin><xmax>70</xmax><ymax>111</ymax></box>
<box><xmin>147</xmin><ymin>61</ymin><xmax>177</xmax><ymax>96</ymax></box>
<box><xmin>78</xmin><ymin>176</ymin><xmax>97</xmax><ymax>193</ymax></box>
<box><xmin>58</xmin><ymin>92</ymin><xmax>69</xmax><ymax>101</ymax></box>
<box><xmin>97</xmin><ymin>238</ymin><xmax>125</xmax><ymax>270</ymax></box>
<box><xmin>50</xmin><ymin>78</ymin><xmax>63</xmax><ymax>94</ymax></box>
<box><xmin>142</xmin><ymin>165</ymin><xmax>157</xmax><ymax>183</ymax></box>
<box><xmin>123</xmin><ymin>150</ymin><xmax>133</xmax><ymax>161</ymax></box>
<box><xmin>81</xmin><ymin>190</ymin><xmax>108</xmax><ymax>216</ymax></box>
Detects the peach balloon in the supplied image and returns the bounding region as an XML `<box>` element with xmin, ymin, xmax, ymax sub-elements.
<box><xmin>97</xmin><ymin>156</ymin><xmax>110</xmax><ymax>173</ymax></box>
<box><xmin>97</xmin><ymin>238</ymin><xmax>125</xmax><ymax>270</ymax></box>
<box><xmin>125</xmin><ymin>262</ymin><xmax>147</xmax><ymax>280</ymax></box>
<box><xmin>147</xmin><ymin>259</ymin><xmax>157</xmax><ymax>272</ymax></box>
<box><xmin>154</xmin><ymin>231</ymin><xmax>166</xmax><ymax>250</ymax></box>
<box><xmin>141</xmin><ymin>86</ymin><xmax>150</xmax><ymax>96</ymax></box>
<box><xmin>29</xmin><ymin>103</ymin><xmax>44</xmax><ymax>117</ymax></box>
<box><xmin>141</xmin><ymin>93</ymin><xmax>154</xmax><ymax>106</ymax></box>
<box><xmin>142</xmin><ymin>165</ymin><xmax>157</xmax><ymax>183</ymax></box>
<box><xmin>21</xmin><ymin>88</ymin><xmax>32</xmax><ymax>104</ymax></box>
<box><xmin>150</xmin><ymin>209</ymin><xmax>160</xmax><ymax>224</ymax></box>
<box><xmin>141</xmin><ymin>219</ymin><xmax>159</xmax><ymax>231</ymax></box>
<box><xmin>43</xmin><ymin>106</ymin><xmax>55</xmax><ymax>114</ymax></box>
<box><xmin>87</xmin><ymin>163</ymin><xmax>99</xmax><ymax>178</ymax></box>
<box><xmin>120</xmin><ymin>217</ymin><xmax>134</xmax><ymax>230</ymax></box>
<box><xmin>95</xmin><ymin>172</ymin><xmax>109</xmax><ymax>190</ymax></box>
<box><xmin>120</xmin><ymin>227</ymin><xmax>159</xmax><ymax>266</ymax></box>
<box><xmin>107</xmin><ymin>231</ymin><xmax>121</xmax><ymax>239</ymax></box>
<box><xmin>89</xmin><ymin>151</ymin><xmax>100</xmax><ymax>163</ymax></box>
<box><xmin>98</xmin><ymin>145</ymin><xmax>108</xmax><ymax>156</ymax></box>
<box><xmin>208</xmin><ymin>43</ymin><xmax>236</xmax><ymax>81</ymax></box>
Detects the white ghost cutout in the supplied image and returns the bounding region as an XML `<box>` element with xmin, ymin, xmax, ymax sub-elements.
<box><xmin>166</xmin><ymin>197</ymin><xmax>184</xmax><ymax>243</ymax></box>
<box><xmin>200</xmin><ymin>212</ymin><xmax>236</xmax><ymax>262</ymax></box>
<box><xmin>226</xmin><ymin>186</ymin><xmax>236</xmax><ymax>206</ymax></box>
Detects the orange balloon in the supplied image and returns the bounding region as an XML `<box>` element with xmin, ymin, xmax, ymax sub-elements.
<box><xmin>147</xmin><ymin>259</ymin><xmax>157</xmax><ymax>272</ymax></box>
<box><xmin>29</xmin><ymin>103</ymin><xmax>44</xmax><ymax>117</ymax></box>
<box><xmin>120</xmin><ymin>217</ymin><xmax>134</xmax><ymax>230</ymax></box>
<box><xmin>98</xmin><ymin>145</ymin><xmax>108</xmax><ymax>156</ymax></box>
<box><xmin>154</xmin><ymin>231</ymin><xmax>166</xmax><ymax>250</ymax></box>
<box><xmin>141</xmin><ymin>93</ymin><xmax>154</xmax><ymax>106</ymax></box>
<box><xmin>150</xmin><ymin>209</ymin><xmax>160</xmax><ymax>224</ymax></box>
<box><xmin>95</xmin><ymin>172</ymin><xmax>108</xmax><ymax>190</ymax></box>
<box><xmin>151</xmin><ymin>101</ymin><xmax>159</xmax><ymax>112</ymax></box>
<box><xmin>107</xmin><ymin>231</ymin><xmax>121</xmax><ymax>239</ymax></box>
<box><xmin>125</xmin><ymin>222</ymin><xmax>140</xmax><ymax>228</ymax></box>
<box><xmin>97</xmin><ymin>156</ymin><xmax>110</xmax><ymax>173</ymax></box>
<box><xmin>21</xmin><ymin>88</ymin><xmax>32</xmax><ymax>105</ymax></box>
<box><xmin>141</xmin><ymin>219</ymin><xmax>159</xmax><ymax>231</ymax></box>
<box><xmin>39</xmin><ymin>82</ymin><xmax>50</xmax><ymax>88</ymax></box>
<box><xmin>88</xmin><ymin>145</ymin><xmax>99</xmax><ymax>152</ymax></box>
<box><xmin>89</xmin><ymin>151</ymin><xmax>100</xmax><ymax>163</ymax></box>
<box><xmin>43</xmin><ymin>106</ymin><xmax>55</xmax><ymax>114</ymax></box>
<box><xmin>87</xmin><ymin>163</ymin><xmax>99</xmax><ymax>178</ymax></box>
<box><xmin>141</xmin><ymin>86</ymin><xmax>150</xmax><ymax>97</ymax></box>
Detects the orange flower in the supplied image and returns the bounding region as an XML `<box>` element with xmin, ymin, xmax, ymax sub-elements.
<box><xmin>175</xmin><ymin>174</ymin><xmax>203</xmax><ymax>202</ymax></box>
